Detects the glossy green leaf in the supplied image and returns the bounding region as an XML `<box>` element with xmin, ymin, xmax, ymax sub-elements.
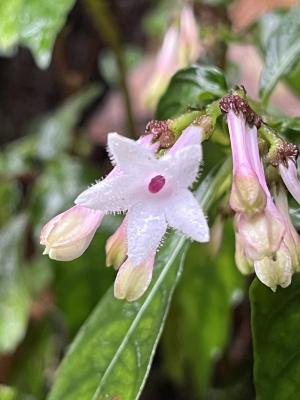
<box><xmin>259</xmin><ymin>5</ymin><xmax>300</xmax><ymax>103</ymax></box>
<box><xmin>156</xmin><ymin>65</ymin><xmax>228</xmax><ymax>119</ymax></box>
<box><xmin>250</xmin><ymin>274</ymin><xmax>300</xmax><ymax>400</ymax></box>
<box><xmin>0</xmin><ymin>216</ymin><xmax>31</xmax><ymax>354</ymax></box>
<box><xmin>47</xmin><ymin>160</ymin><xmax>231</xmax><ymax>400</ymax></box>
<box><xmin>162</xmin><ymin>223</ymin><xmax>244</xmax><ymax>396</ymax></box>
<box><xmin>49</xmin><ymin>237</ymin><xmax>188</xmax><ymax>400</ymax></box>
<box><xmin>0</xmin><ymin>0</ymin><xmax>76</xmax><ymax>68</ymax></box>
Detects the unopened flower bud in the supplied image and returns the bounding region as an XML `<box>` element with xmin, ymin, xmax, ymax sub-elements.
<box><xmin>234</xmin><ymin>233</ymin><xmax>253</xmax><ymax>275</ymax></box>
<box><xmin>40</xmin><ymin>205</ymin><xmax>103</xmax><ymax>261</ymax></box>
<box><xmin>237</xmin><ymin>208</ymin><xmax>285</xmax><ymax>261</ymax></box>
<box><xmin>178</xmin><ymin>5</ymin><xmax>201</xmax><ymax>67</ymax></box>
<box><xmin>105</xmin><ymin>218</ymin><xmax>127</xmax><ymax>269</ymax></box>
<box><xmin>254</xmin><ymin>244</ymin><xmax>293</xmax><ymax>292</ymax></box>
<box><xmin>114</xmin><ymin>255</ymin><xmax>155</xmax><ymax>302</ymax></box>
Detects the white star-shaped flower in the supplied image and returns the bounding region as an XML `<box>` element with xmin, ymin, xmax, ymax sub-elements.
<box><xmin>75</xmin><ymin>131</ymin><xmax>209</xmax><ymax>265</ymax></box>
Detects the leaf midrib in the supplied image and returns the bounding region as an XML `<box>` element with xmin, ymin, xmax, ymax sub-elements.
<box><xmin>91</xmin><ymin>234</ymin><xmax>186</xmax><ymax>400</ymax></box>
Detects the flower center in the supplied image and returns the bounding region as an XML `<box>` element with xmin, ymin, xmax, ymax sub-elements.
<box><xmin>148</xmin><ymin>175</ymin><xmax>166</xmax><ymax>193</ymax></box>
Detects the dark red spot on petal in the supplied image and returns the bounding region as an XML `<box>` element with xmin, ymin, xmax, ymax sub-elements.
<box><xmin>148</xmin><ymin>175</ymin><xmax>166</xmax><ymax>193</ymax></box>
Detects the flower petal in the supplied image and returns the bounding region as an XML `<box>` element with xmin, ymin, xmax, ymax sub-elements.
<box><xmin>114</xmin><ymin>255</ymin><xmax>155</xmax><ymax>302</ymax></box>
<box><xmin>160</xmin><ymin>144</ymin><xmax>201</xmax><ymax>189</ymax></box>
<box><xmin>127</xmin><ymin>202</ymin><xmax>167</xmax><ymax>265</ymax></box>
<box><xmin>166</xmin><ymin>189</ymin><xmax>209</xmax><ymax>242</ymax></box>
<box><xmin>254</xmin><ymin>244</ymin><xmax>293</xmax><ymax>291</ymax></box>
<box><xmin>108</xmin><ymin>132</ymin><xmax>156</xmax><ymax>174</ymax></box>
<box><xmin>75</xmin><ymin>174</ymin><xmax>141</xmax><ymax>212</ymax></box>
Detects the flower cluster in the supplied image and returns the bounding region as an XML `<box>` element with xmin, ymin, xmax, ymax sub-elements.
<box><xmin>222</xmin><ymin>94</ymin><xmax>300</xmax><ymax>291</ymax></box>
<box><xmin>40</xmin><ymin>124</ymin><xmax>209</xmax><ymax>301</ymax></box>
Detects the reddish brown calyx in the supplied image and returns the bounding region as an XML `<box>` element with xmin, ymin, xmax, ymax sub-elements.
<box><xmin>269</xmin><ymin>141</ymin><xmax>299</xmax><ymax>167</ymax></box>
<box><xmin>219</xmin><ymin>93</ymin><xmax>262</xmax><ymax>129</ymax></box>
<box><xmin>145</xmin><ymin>119</ymin><xmax>175</xmax><ymax>149</ymax></box>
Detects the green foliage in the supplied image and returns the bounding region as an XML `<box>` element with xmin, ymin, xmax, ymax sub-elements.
<box><xmin>8</xmin><ymin>320</ymin><xmax>58</xmax><ymax>399</ymax></box>
<box><xmin>250</xmin><ymin>275</ymin><xmax>300</xmax><ymax>399</ymax></box>
<box><xmin>0</xmin><ymin>0</ymin><xmax>76</xmax><ymax>68</ymax></box>
<box><xmin>156</xmin><ymin>65</ymin><xmax>228</xmax><ymax>119</ymax></box>
<box><xmin>48</xmin><ymin>235</ymin><xmax>188</xmax><ymax>400</ymax></box>
<box><xmin>259</xmin><ymin>5</ymin><xmax>300</xmax><ymax>103</ymax></box>
<box><xmin>0</xmin><ymin>85</ymin><xmax>101</xmax><ymax>176</ymax></box>
<box><xmin>162</xmin><ymin>223</ymin><xmax>244</xmax><ymax>396</ymax></box>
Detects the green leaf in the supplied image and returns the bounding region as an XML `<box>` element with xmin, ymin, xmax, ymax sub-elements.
<box><xmin>250</xmin><ymin>274</ymin><xmax>300</xmax><ymax>400</ymax></box>
<box><xmin>0</xmin><ymin>216</ymin><xmax>31</xmax><ymax>354</ymax></box>
<box><xmin>161</xmin><ymin>222</ymin><xmax>244</xmax><ymax>396</ymax></box>
<box><xmin>49</xmin><ymin>237</ymin><xmax>188</xmax><ymax>400</ymax></box>
<box><xmin>0</xmin><ymin>0</ymin><xmax>76</xmax><ymax>68</ymax></box>
<box><xmin>156</xmin><ymin>65</ymin><xmax>228</xmax><ymax>120</ymax></box>
<box><xmin>259</xmin><ymin>5</ymin><xmax>300</xmax><ymax>103</ymax></box>
<box><xmin>47</xmin><ymin>160</ymin><xmax>231</xmax><ymax>400</ymax></box>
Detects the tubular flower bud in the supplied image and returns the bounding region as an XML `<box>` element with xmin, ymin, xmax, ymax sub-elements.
<box><xmin>144</xmin><ymin>5</ymin><xmax>201</xmax><ymax>110</ymax></box>
<box><xmin>114</xmin><ymin>255</ymin><xmax>155</xmax><ymax>302</ymax></box>
<box><xmin>227</xmin><ymin>111</ymin><xmax>266</xmax><ymax>214</ymax></box>
<box><xmin>40</xmin><ymin>205</ymin><xmax>103</xmax><ymax>261</ymax></box>
<box><xmin>178</xmin><ymin>5</ymin><xmax>201</xmax><ymax>67</ymax></box>
<box><xmin>105</xmin><ymin>217</ymin><xmax>128</xmax><ymax>269</ymax></box>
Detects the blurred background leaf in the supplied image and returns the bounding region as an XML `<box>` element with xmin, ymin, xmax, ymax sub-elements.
<box><xmin>0</xmin><ymin>216</ymin><xmax>30</xmax><ymax>354</ymax></box>
<box><xmin>0</xmin><ymin>0</ymin><xmax>76</xmax><ymax>68</ymax></box>
<box><xmin>259</xmin><ymin>4</ymin><xmax>300</xmax><ymax>103</ymax></box>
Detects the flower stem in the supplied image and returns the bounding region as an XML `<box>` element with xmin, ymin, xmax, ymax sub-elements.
<box><xmin>84</xmin><ymin>0</ymin><xmax>136</xmax><ymax>138</ymax></box>
<box><xmin>169</xmin><ymin>111</ymin><xmax>202</xmax><ymax>137</ymax></box>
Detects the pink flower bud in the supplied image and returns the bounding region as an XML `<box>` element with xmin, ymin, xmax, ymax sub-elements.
<box><xmin>178</xmin><ymin>5</ymin><xmax>201</xmax><ymax>67</ymax></box>
<box><xmin>144</xmin><ymin>26</ymin><xmax>179</xmax><ymax>109</ymax></box>
<box><xmin>40</xmin><ymin>205</ymin><xmax>103</xmax><ymax>261</ymax></box>
<box><xmin>114</xmin><ymin>254</ymin><xmax>155</xmax><ymax>302</ymax></box>
<box><xmin>236</xmin><ymin>207</ymin><xmax>285</xmax><ymax>261</ymax></box>
<box><xmin>105</xmin><ymin>218</ymin><xmax>127</xmax><ymax>269</ymax></box>
<box><xmin>279</xmin><ymin>159</ymin><xmax>300</xmax><ymax>206</ymax></box>
<box><xmin>228</xmin><ymin>111</ymin><xmax>266</xmax><ymax>214</ymax></box>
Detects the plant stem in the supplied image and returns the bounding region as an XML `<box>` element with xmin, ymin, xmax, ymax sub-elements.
<box><xmin>169</xmin><ymin>111</ymin><xmax>202</xmax><ymax>137</ymax></box>
<box><xmin>84</xmin><ymin>0</ymin><xmax>136</xmax><ymax>138</ymax></box>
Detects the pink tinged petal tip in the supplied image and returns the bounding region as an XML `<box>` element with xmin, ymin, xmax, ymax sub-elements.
<box><xmin>114</xmin><ymin>255</ymin><xmax>155</xmax><ymax>302</ymax></box>
<box><xmin>40</xmin><ymin>205</ymin><xmax>103</xmax><ymax>261</ymax></box>
<box><xmin>279</xmin><ymin>160</ymin><xmax>300</xmax><ymax>206</ymax></box>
